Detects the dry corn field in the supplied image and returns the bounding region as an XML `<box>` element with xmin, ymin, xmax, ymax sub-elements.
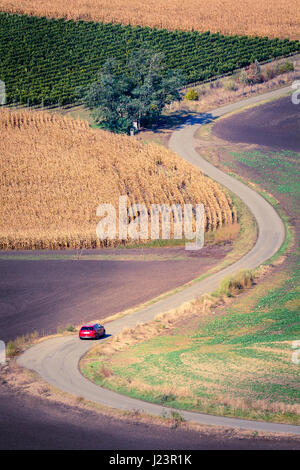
<box><xmin>1</xmin><ymin>0</ymin><xmax>299</xmax><ymax>40</ymax></box>
<box><xmin>0</xmin><ymin>109</ymin><xmax>236</xmax><ymax>250</ymax></box>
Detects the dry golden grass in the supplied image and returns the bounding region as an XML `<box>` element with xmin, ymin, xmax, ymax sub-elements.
<box><xmin>1</xmin><ymin>0</ymin><xmax>299</xmax><ymax>39</ymax></box>
<box><xmin>0</xmin><ymin>109</ymin><xmax>236</xmax><ymax>250</ymax></box>
<box><xmin>171</xmin><ymin>67</ymin><xmax>298</xmax><ymax>115</ymax></box>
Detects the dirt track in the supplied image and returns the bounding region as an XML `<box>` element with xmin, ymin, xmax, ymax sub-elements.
<box><xmin>0</xmin><ymin>245</ymin><xmax>228</xmax><ymax>342</ymax></box>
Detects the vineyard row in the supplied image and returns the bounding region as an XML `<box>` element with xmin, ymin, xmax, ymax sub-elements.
<box><xmin>0</xmin><ymin>13</ymin><xmax>299</xmax><ymax>106</ymax></box>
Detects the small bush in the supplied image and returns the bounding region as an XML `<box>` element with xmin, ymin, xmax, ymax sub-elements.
<box><xmin>76</xmin><ymin>395</ymin><xmax>84</xmax><ymax>403</ymax></box>
<box><xmin>238</xmin><ymin>61</ymin><xmax>264</xmax><ymax>85</ymax></box>
<box><xmin>170</xmin><ymin>411</ymin><xmax>185</xmax><ymax>428</ymax></box>
<box><xmin>218</xmin><ymin>269</ymin><xmax>254</xmax><ymax>297</ymax></box>
<box><xmin>278</xmin><ymin>62</ymin><xmax>294</xmax><ymax>74</ymax></box>
<box><xmin>262</xmin><ymin>61</ymin><xmax>293</xmax><ymax>81</ymax></box>
<box><xmin>6</xmin><ymin>331</ymin><xmax>39</xmax><ymax>357</ymax></box>
<box><xmin>160</xmin><ymin>393</ymin><xmax>176</xmax><ymax>403</ymax></box>
<box><xmin>238</xmin><ymin>68</ymin><xmax>249</xmax><ymax>85</ymax></box>
<box><xmin>265</xmin><ymin>65</ymin><xmax>277</xmax><ymax>80</ymax></box>
<box><xmin>66</xmin><ymin>324</ymin><xmax>76</xmax><ymax>332</ymax></box>
<box><xmin>185</xmin><ymin>88</ymin><xmax>199</xmax><ymax>101</ymax></box>
<box><xmin>224</xmin><ymin>79</ymin><xmax>238</xmax><ymax>91</ymax></box>
<box><xmin>6</xmin><ymin>341</ymin><xmax>20</xmax><ymax>358</ymax></box>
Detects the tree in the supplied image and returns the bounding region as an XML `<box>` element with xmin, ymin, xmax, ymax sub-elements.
<box><xmin>80</xmin><ymin>49</ymin><xmax>184</xmax><ymax>134</ymax></box>
<box><xmin>238</xmin><ymin>60</ymin><xmax>263</xmax><ymax>85</ymax></box>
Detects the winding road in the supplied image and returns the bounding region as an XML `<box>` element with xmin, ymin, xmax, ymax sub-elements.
<box><xmin>17</xmin><ymin>85</ymin><xmax>299</xmax><ymax>435</ymax></box>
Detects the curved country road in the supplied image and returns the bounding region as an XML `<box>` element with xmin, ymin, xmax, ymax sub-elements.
<box><xmin>18</xmin><ymin>85</ymin><xmax>299</xmax><ymax>435</ymax></box>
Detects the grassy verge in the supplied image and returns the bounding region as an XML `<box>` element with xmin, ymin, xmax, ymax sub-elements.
<box><xmin>0</xmin><ymin>222</ymin><xmax>244</xmax><ymax>260</ymax></box>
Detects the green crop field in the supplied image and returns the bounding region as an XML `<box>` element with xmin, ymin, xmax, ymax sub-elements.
<box><xmin>229</xmin><ymin>150</ymin><xmax>300</xmax><ymax>211</ymax></box>
<box><xmin>83</xmin><ymin>265</ymin><xmax>300</xmax><ymax>423</ymax></box>
<box><xmin>0</xmin><ymin>12</ymin><xmax>299</xmax><ymax>106</ymax></box>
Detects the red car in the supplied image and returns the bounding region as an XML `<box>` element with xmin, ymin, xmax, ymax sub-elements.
<box><xmin>79</xmin><ymin>323</ymin><xmax>106</xmax><ymax>340</ymax></box>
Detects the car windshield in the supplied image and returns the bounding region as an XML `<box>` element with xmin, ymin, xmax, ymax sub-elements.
<box><xmin>81</xmin><ymin>327</ymin><xmax>94</xmax><ymax>331</ymax></box>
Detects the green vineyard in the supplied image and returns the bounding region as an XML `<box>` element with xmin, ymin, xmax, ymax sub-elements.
<box><xmin>0</xmin><ymin>12</ymin><xmax>299</xmax><ymax>106</ymax></box>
